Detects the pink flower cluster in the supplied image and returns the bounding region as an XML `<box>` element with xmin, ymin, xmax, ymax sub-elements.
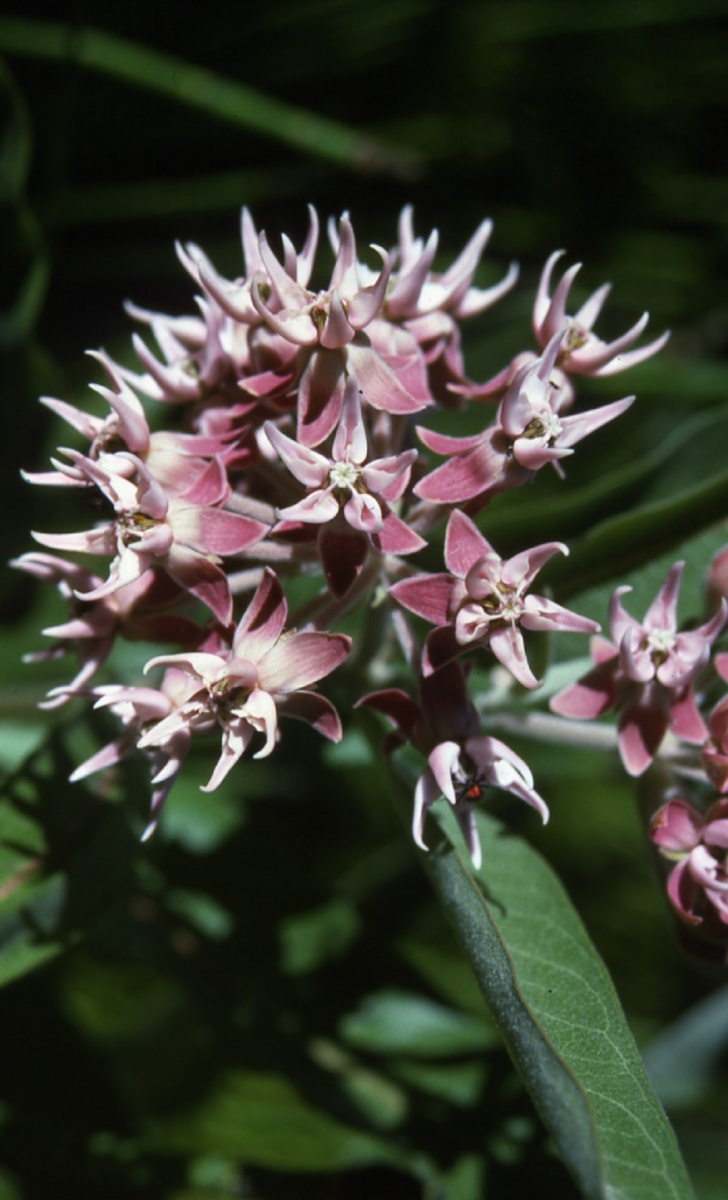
<box><xmin>544</xmin><ymin>553</ymin><xmax>728</xmax><ymax>948</ymax></box>
<box><xmin>16</xmin><ymin>205</ymin><xmax>668</xmax><ymax>861</ymax></box>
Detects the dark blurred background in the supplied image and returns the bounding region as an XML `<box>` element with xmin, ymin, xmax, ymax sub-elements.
<box><xmin>2</xmin><ymin>3</ymin><xmax>728</xmax><ymax>1197</ymax></box>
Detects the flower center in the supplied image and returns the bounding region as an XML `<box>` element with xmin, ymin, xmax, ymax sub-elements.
<box><xmin>119</xmin><ymin>512</ymin><xmax>158</xmax><ymax>544</ymax></box>
<box><xmin>563</xmin><ymin>322</ymin><xmax>589</xmax><ymax>352</ymax></box>
<box><xmin>522</xmin><ymin>409</ymin><xmax>562</xmax><ymax>442</ymax></box>
<box><xmin>329</xmin><ymin>460</ymin><xmax>360</xmax><ymax>491</ymax></box>
<box><xmin>645</xmin><ymin>627</ymin><xmax>676</xmax><ymax>666</ymax></box>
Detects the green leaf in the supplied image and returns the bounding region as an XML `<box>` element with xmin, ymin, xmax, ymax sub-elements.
<box><xmin>642</xmin><ymin>984</ymin><xmax>728</xmax><ymax>1112</ymax></box>
<box><xmin>544</xmin><ymin>469</ymin><xmax>728</xmax><ymax>601</ymax></box>
<box><xmin>423</xmin><ymin>805</ymin><xmax>694</xmax><ymax>1200</ymax></box>
<box><xmin>146</xmin><ymin>1069</ymin><xmax>411</xmax><ymax>1173</ymax></box>
<box><xmin>279</xmin><ymin>898</ymin><xmax>360</xmax><ymax>976</ymax></box>
<box><xmin>339</xmin><ymin>989</ymin><xmax>498</xmax><ymax>1058</ymax></box>
<box><xmin>0</xmin><ymin>726</ymin><xmax>136</xmax><ymax>988</ymax></box>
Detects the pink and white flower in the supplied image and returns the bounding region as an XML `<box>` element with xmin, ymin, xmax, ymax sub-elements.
<box><xmin>264</xmin><ymin>379</ymin><xmax>424</xmax><ymax>597</ymax></box>
<box><xmin>391</xmin><ymin>510</ymin><xmax>598</xmax><ymax>686</ymax></box>
<box><xmin>359</xmin><ymin>662</ymin><xmax>548</xmax><ymax>868</ymax></box>
<box><xmin>415</xmin><ymin>332</ymin><xmax>634</xmax><ymax>506</ymax></box>
<box><xmin>651</xmin><ymin>797</ymin><xmax>728</xmax><ymax>930</ymax></box>
<box><xmin>551</xmin><ymin>562</ymin><xmax>727</xmax><ymax>775</ymax></box>
<box><xmin>31</xmin><ymin>450</ymin><xmax>267</xmax><ymax>623</ymax></box>
<box><xmin>533</xmin><ymin>251</ymin><xmax>669</xmax><ymax>377</ymax></box>
<box><xmin>139</xmin><ymin>568</ymin><xmax>351</xmax><ymax>794</ymax></box>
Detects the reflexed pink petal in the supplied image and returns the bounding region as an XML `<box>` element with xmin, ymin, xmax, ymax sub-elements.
<box><xmin>175</xmin><ymin>457</ymin><xmax>229</xmax><ymax>507</ymax></box>
<box><xmin>258</xmin><ymin>630</ymin><xmax>351</xmax><ymax>692</ymax></box>
<box><xmin>618</xmin><ymin>696</ymin><xmax>669</xmax><ymax>776</ymax></box>
<box><xmin>444</xmin><ymin>510</ymin><xmax>491</xmax><ymax>577</ymax></box>
<box><xmin>416</xmin><ymin>426</ymin><xmax>486</xmax><ymax>455</ymax></box>
<box><xmin>488</xmin><ymin>625</ymin><xmax>540</xmax><ymax>689</ymax></box>
<box><xmin>671</xmin><ymin>686</ymin><xmax>710</xmax><ymax>748</ymax></box>
<box><xmin>370</xmin><ymin>510</ymin><xmax>426</xmax><ymax>555</ymax></box>
<box><xmin>414</xmin><ymin>439</ymin><xmax>505</xmax><ymax>504</ymax></box>
<box><xmin>346</xmin><ymin>338</ymin><xmax>431</xmax><ymax>415</ymax></box>
<box><xmin>390</xmin><ymin>574</ymin><xmax>455</xmax><ymax>625</ymax></box>
<box><xmin>234</xmin><ymin>567</ymin><xmax>288</xmax><ymax>659</ymax></box>
<box><xmin>277</xmin><ymin>691</ymin><xmax>342</xmax><ymax>741</ymax></box>
<box><xmin>550</xmin><ymin>662</ymin><xmax>619</xmax><ymax>719</ymax></box>
<box><xmin>165</xmin><ymin>546</ymin><xmax>233</xmax><ymax>623</ymax></box>
<box><xmin>650</xmin><ymin>799</ymin><xmax>704</xmax><ymax>852</ymax></box>
<box><xmin>171</xmin><ymin>504</ymin><xmax>267</xmax><ymax>554</ymax></box>
<box><xmin>297</xmin><ymin>348</ymin><xmax>346</xmax><ymax>447</ymax></box>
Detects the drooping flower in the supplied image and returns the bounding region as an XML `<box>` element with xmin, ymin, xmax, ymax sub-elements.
<box><xmin>359</xmin><ymin>661</ymin><xmax>548</xmax><ymax>868</ymax></box>
<box><xmin>551</xmin><ymin>562</ymin><xmax>727</xmax><ymax>775</ymax></box>
<box><xmin>391</xmin><ymin>510</ymin><xmax>598</xmax><ymax>685</ymax></box>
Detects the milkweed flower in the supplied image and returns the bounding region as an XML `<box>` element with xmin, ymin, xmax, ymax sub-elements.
<box><xmin>551</xmin><ymin>562</ymin><xmax>727</xmax><ymax>775</ymax></box>
<box><xmin>139</xmin><ymin>568</ymin><xmax>351</xmax><ymax>794</ymax></box>
<box><xmin>359</xmin><ymin>662</ymin><xmax>548</xmax><ymax>868</ymax></box>
<box><xmin>651</xmin><ymin>797</ymin><xmax>728</xmax><ymax>931</ymax></box>
<box><xmin>264</xmin><ymin>379</ymin><xmax>424</xmax><ymax>596</ymax></box>
<box><xmin>30</xmin><ymin>449</ymin><xmax>267</xmax><ymax>623</ymax></box>
<box><xmin>533</xmin><ymin>251</ymin><xmax>670</xmax><ymax>378</ymax></box>
<box><xmin>415</xmin><ymin>332</ymin><xmax>634</xmax><ymax>505</ymax></box>
<box><xmin>391</xmin><ymin>510</ymin><xmax>598</xmax><ymax>685</ymax></box>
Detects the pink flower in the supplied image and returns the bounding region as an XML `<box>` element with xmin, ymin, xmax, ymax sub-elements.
<box><xmin>391</xmin><ymin>510</ymin><xmax>598</xmax><ymax>686</ymax></box>
<box><xmin>359</xmin><ymin>662</ymin><xmax>548</xmax><ymax>868</ymax></box>
<box><xmin>651</xmin><ymin>797</ymin><xmax>728</xmax><ymax>930</ymax></box>
<box><xmin>138</xmin><ymin>568</ymin><xmax>351</xmax><ymax>794</ymax></box>
<box><xmin>263</xmin><ymin>380</ymin><xmax>424</xmax><ymax>596</ymax></box>
<box><xmin>31</xmin><ymin>450</ymin><xmax>267</xmax><ymax>623</ymax></box>
<box><xmin>71</xmin><ymin>681</ymin><xmax>188</xmax><ymax>841</ymax></box>
<box><xmin>702</xmin><ymin>694</ymin><xmax>728</xmax><ymax>793</ymax></box>
<box><xmin>382</xmin><ymin>206</ymin><xmax>518</xmax><ymax>402</ymax></box>
<box><xmin>551</xmin><ymin>562</ymin><xmax>727</xmax><ymax>775</ymax></box>
<box><xmin>11</xmin><ymin>552</ymin><xmax>199</xmax><ymax>707</ymax></box>
<box><xmin>246</xmin><ymin>212</ymin><xmax>431</xmax><ymax>446</ymax></box>
<box><xmin>533</xmin><ymin>251</ymin><xmax>669</xmax><ymax>377</ymax></box>
<box><xmin>415</xmin><ymin>333</ymin><xmax>634</xmax><ymax>505</ymax></box>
